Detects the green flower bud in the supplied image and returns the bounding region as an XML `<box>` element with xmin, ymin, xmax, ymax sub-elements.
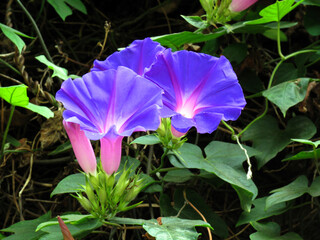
<box><xmin>76</xmin><ymin>194</ymin><xmax>92</xmax><ymax>213</ymax></box>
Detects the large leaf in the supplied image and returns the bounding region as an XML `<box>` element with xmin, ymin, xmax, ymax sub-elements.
<box><xmin>0</xmin><ymin>85</ymin><xmax>29</xmax><ymax>107</ymax></box>
<box><xmin>262</xmin><ymin>78</ymin><xmax>309</xmax><ymax>117</ymax></box>
<box><xmin>1</xmin><ymin>212</ymin><xmax>51</xmax><ymax>240</ymax></box>
<box><xmin>47</xmin><ymin>0</ymin><xmax>87</xmax><ymax>21</ymax></box>
<box><xmin>170</xmin><ymin>141</ymin><xmax>259</xmax><ymax>211</ymax></box>
<box><xmin>0</xmin><ymin>23</ymin><xmax>34</xmax><ymax>53</ymax></box>
<box><xmin>36</xmin><ymin>55</ymin><xmax>79</xmax><ymax>80</ymax></box>
<box><xmin>266</xmin><ymin>175</ymin><xmax>320</xmax><ymax>209</ymax></box>
<box><xmin>237</xmin><ymin>197</ymin><xmax>288</xmax><ymax>226</ymax></box>
<box><xmin>246</xmin><ymin>0</ymin><xmax>304</xmax><ymax>25</ymax></box>
<box><xmin>241</xmin><ymin>115</ymin><xmax>316</xmax><ymax>168</ymax></box>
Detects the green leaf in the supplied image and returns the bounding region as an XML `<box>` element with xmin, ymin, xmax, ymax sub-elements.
<box><xmin>239</xmin><ymin>70</ymin><xmax>264</xmax><ymax>94</ymax></box>
<box><xmin>246</xmin><ymin>0</ymin><xmax>304</xmax><ymax>25</ymax></box>
<box><xmin>50</xmin><ymin>173</ymin><xmax>86</xmax><ymax>197</ymax></box>
<box><xmin>0</xmin><ymin>23</ymin><xmax>34</xmax><ymax>54</ymax></box>
<box><xmin>241</xmin><ymin>115</ymin><xmax>316</xmax><ymax>168</ymax></box>
<box><xmin>35</xmin><ymin>55</ymin><xmax>79</xmax><ymax>80</ymax></box>
<box><xmin>304</xmin><ymin>6</ymin><xmax>320</xmax><ymax>36</ymax></box>
<box><xmin>36</xmin><ymin>214</ymin><xmax>92</xmax><ymax>231</ymax></box>
<box><xmin>131</xmin><ymin>135</ymin><xmax>161</xmax><ymax>145</ymax></box>
<box><xmin>302</xmin><ymin>0</ymin><xmax>320</xmax><ymax>6</ymax></box>
<box><xmin>222</xmin><ymin>43</ymin><xmax>248</xmax><ymax>65</ymax></box>
<box><xmin>250</xmin><ymin>221</ymin><xmax>303</xmax><ymax>240</ymax></box>
<box><xmin>0</xmin><ymin>85</ymin><xmax>29</xmax><ymax>107</ymax></box>
<box><xmin>110</xmin><ymin>216</ymin><xmax>212</xmax><ymax>239</ymax></box>
<box><xmin>47</xmin><ymin>0</ymin><xmax>87</xmax><ymax>21</ymax></box>
<box><xmin>163</xmin><ymin>169</ymin><xmax>194</xmax><ymax>183</ymax></box>
<box><xmin>1</xmin><ymin>212</ymin><xmax>51</xmax><ymax>240</ymax></box>
<box><xmin>25</xmin><ymin>103</ymin><xmax>54</xmax><ymax>119</ymax></box>
<box><xmin>291</xmin><ymin>138</ymin><xmax>320</xmax><ymax>147</ymax></box>
<box><xmin>263</xmin><ymin>29</ymin><xmax>288</xmax><ymax>42</ymax></box>
<box><xmin>266</xmin><ymin>175</ymin><xmax>308</xmax><ymax>209</ymax></box>
<box><xmin>282</xmin><ymin>148</ymin><xmax>320</xmax><ymax>161</ymax></box>
<box><xmin>273</xmin><ymin>63</ymin><xmax>299</xmax><ymax>85</ymax></box>
<box><xmin>170</xmin><ymin>141</ymin><xmax>259</xmax><ymax>211</ymax></box>
<box><xmin>38</xmin><ymin>214</ymin><xmax>101</xmax><ymax>240</ymax></box>
<box><xmin>237</xmin><ymin>197</ymin><xmax>288</xmax><ymax>226</ymax></box>
<box><xmin>143</xmin><ymin>217</ymin><xmax>212</xmax><ymax>240</ymax></box>
<box><xmin>262</xmin><ymin>78</ymin><xmax>309</xmax><ymax>117</ymax></box>
<box><xmin>48</xmin><ymin>141</ymin><xmax>72</xmax><ymax>155</ymax></box>
<box><xmin>308</xmin><ymin>176</ymin><xmax>320</xmax><ymax>197</ymax></box>
<box><xmin>180</xmin><ymin>15</ymin><xmax>208</xmax><ymax>30</ymax></box>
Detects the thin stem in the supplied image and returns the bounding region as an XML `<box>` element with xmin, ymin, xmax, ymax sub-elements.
<box><xmin>149</xmin><ymin>148</ymin><xmax>169</xmax><ymax>175</ymax></box>
<box><xmin>276</xmin><ymin>1</ymin><xmax>285</xmax><ymax>60</ymax></box>
<box><xmin>0</xmin><ymin>105</ymin><xmax>15</xmax><ymax>160</ymax></box>
<box><xmin>16</xmin><ymin>0</ymin><xmax>53</xmax><ymax>62</ymax></box>
<box><xmin>221</xmin><ymin>120</ymin><xmax>235</xmax><ymax>136</ymax></box>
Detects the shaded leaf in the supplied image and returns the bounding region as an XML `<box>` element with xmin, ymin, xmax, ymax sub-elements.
<box><xmin>304</xmin><ymin>6</ymin><xmax>320</xmax><ymax>36</ymax></box>
<box><xmin>282</xmin><ymin>148</ymin><xmax>320</xmax><ymax>161</ymax></box>
<box><xmin>50</xmin><ymin>173</ymin><xmax>86</xmax><ymax>197</ymax></box>
<box><xmin>241</xmin><ymin>115</ymin><xmax>316</xmax><ymax>168</ymax></box>
<box><xmin>0</xmin><ymin>23</ymin><xmax>34</xmax><ymax>53</ymax></box>
<box><xmin>170</xmin><ymin>141</ymin><xmax>259</xmax><ymax>211</ymax></box>
<box><xmin>163</xmin><ymin>169</ymin><xmax>194</xmax><ymax>183</ymax></box>
<box><xmin>1</xmin><ymin>212</ymin><xmax>51</xmax><ymax>240</ymax></box>
<box><xmin>237</xmin><ymin>197</ymin><xmax>288</xmax><ymax>226</ymax></box>
<box><xmin>47</xmin><ymin>0</ymin><xmax>87</xmax><ymax>21</ymax></box>
<box><xmin>262</xmin><ymin>78</ymin><xmax>309</xmax><ymax>117</ymax></box>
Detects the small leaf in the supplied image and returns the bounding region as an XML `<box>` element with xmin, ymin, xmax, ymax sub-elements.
<box><xmin>50</xmin><ymin>173</ymin><xmax>86</xmax><ymax>197</ymax></box>
<box><xmin>181</xmin><ymin>15</ymin><xmax>208</xmax><ymax>29</ymax></box>
<box><xmin>222</xmin><ymin>43</ymin><xmax>247</xmax><ymax>65</ymax></box>
<box><xmin>25</xmin><ymin>103</ymin><xmax>54</xmax><ymax>119</ymax></box>
<box><xmin>263</xmin><ymin>29</ymin><xmax>288</xmax><ymax>42</ymax></box>
<box><xmin>0</xmin><ymin>85</ymin><xmax>29</xmax><ymax>107</ymax></box>
<box><xmin>0</xmin><ymin>23</ymin><xmax>34</xmax><ymax>54</ymax></box>
<box><xmin>282</xmin><ymin>148</ymin><xmax>320</xmax><ymax>161</ymax></box>
<box><xmin>262</xmin><ymin>78</ymin><xmax>309</xmax><ymax>117</ymax></box>
<box><xmin>47</xmin><ymin>0</ymin><xmax>87</xmax><ymax>21</ymax></box>
<box><xmin>131</xmin><ymin>135</ymin><xmax>161</xmax><ymax>145</ymax></box>
<box><xmin>35</xmin><ymin>55</ymin><xmax>79</xmax><ymax>80</ymax></box>
<box><xmin>163</xmin><ymin>169</ymin><xmax>194</xmax><ymax>183</ymax></box>
<box><xmin>48</xmin><ymin>141</ymin><xmax>72</xmax><ymax>155</ymax></box>
<box><xmin>308</xmin><ymin>176</ymin><xmax>320</xmax><ymax>197</ymax></box>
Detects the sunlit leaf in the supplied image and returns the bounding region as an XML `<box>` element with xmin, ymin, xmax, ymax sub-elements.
<box><xmin>0</xmin><ymin>85</ymin><xmax>29</xmax><ymax>107</ymax></box>
<box><xmin>35</xmin><ymin>55</ymin><xmax>79</xmax><ymax>80</ymax></box>
<box><xmin>25</xmin><ymin>103</ymin><xmax>54</xmax><ymax>119</ymax></box>
<box><xmin>131</xmin><ymin>135</ymin><xmax>161</xmax><ymax>145</ymax></box>
<box><xmin>246</xmin><ymin>0</ymin><xmax>304</xmax><ymax>25</ymax></box>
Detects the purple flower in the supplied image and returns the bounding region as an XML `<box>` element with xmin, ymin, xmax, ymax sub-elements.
<box><xmin>145</xmin><ymin>49</ymin><xmax>246</xmax><ymax>135</ymax></box>
<box><xmin>56</xmin><ymin>66</ymin><xmax>163</xmax><ymax>174</ymax></box>
<box><xmin>91</xmin><ymin>38</ymin><xmax>165</xmax><ymax>76</ymax></box>
<box><xmin>229</xmin><ymin>0</ymin><xmax>258</xmax><ymax>12</ymax></box>
<box><xmin>63</xmin><ymin>121</ymin><xmax>97</xmax><ymax>174</ymax></box>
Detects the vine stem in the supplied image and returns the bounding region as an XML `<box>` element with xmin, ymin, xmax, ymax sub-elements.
<box><xmin>16</xmin><ymin>0</ymin><xmax>53</xmax><ymax>62</ymax></box>
<box><xmin>149</xmin><ymin>148</ymin><xmax>169</xmax><ymax>175</ymax></box>
<box><xmin>0</xmin><ymin>105</ymin><xmax>15</xmax><ymax>160</ymax></box>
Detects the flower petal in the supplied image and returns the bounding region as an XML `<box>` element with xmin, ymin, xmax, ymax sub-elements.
<box><xmin>63</xmin><ymin>121</ymin><xmax>96</xmax><ymax>173</ymax></box>
<box><xmin>100</xmin><ymin>134</ymin><xmax>123</xmax><ymax>174</ymax></box>
<box><xmin>92</xmin><ymin>38</ymin><xmax>165</xmax><ymax>76</ymax></box>
<box><xmin>145</xmin><ymin>50</ymin><xmax>246</xmax><ymax>134</ymax></box>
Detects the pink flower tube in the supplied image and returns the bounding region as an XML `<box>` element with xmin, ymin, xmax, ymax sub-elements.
<box><xmin>63</xmin><ymin>121</ymin><xmax>97</xmax><ymax>174</ymax></box>
<box><xmin>229</xmin><ymin>0</ymin><xmax>258</xmax><ymax>12</ymax></box>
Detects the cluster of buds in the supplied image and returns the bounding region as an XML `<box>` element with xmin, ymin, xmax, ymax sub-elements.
<box><xmin>74</xmin><ymin>167</ymin><xmax>145</xmax><ymax>220</ymax></box>
<box><xmin>200</xmin><ymin>0</ymin><xmax>258</xmax><ymax>25</ymax></box>
<box><xmin>156</xmin><ymin>118</ymin><xmax>187</xmax><ymax>150</ymax></box>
